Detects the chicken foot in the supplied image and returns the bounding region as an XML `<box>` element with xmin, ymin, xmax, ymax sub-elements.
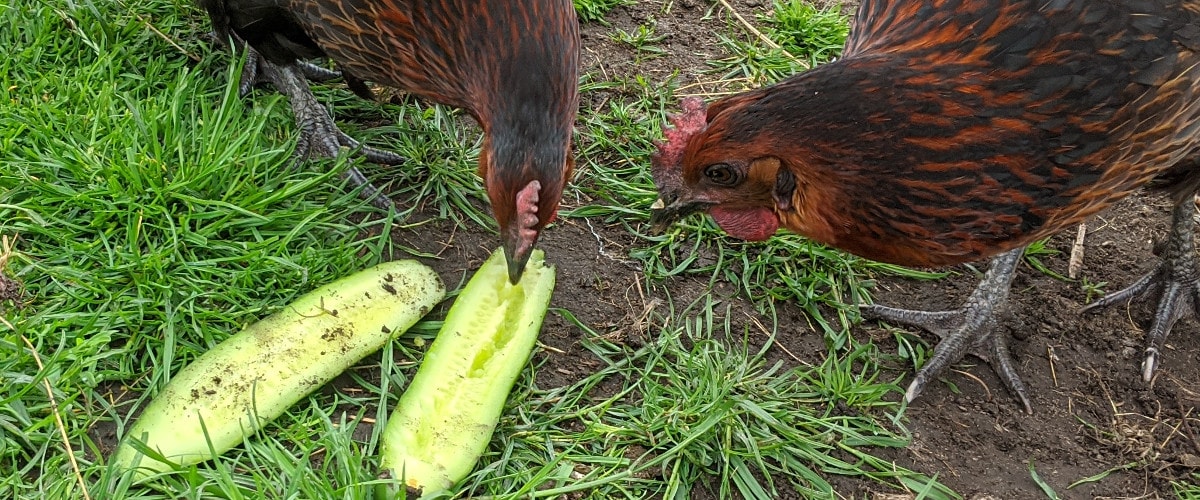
<box><xmin>236</xmin><ymin>48</ymin><xmax>339</xmax><ymax>97</ymax></box>
<box><xmin>254</xmin><ymin>60</ymin><xmax>408</xmax><ymax>209</ymax></box>
<box><xmin>861</xmin><ymin>248</ymin><xmax>1032</xmax><ymax>414</ymax></box>
<box><xmin>1082</xmin><ymin>199</ymin><xmax>1200</xmax><ymax>382</ymax></box>
<box><xmin>208</xmin><ymin>33</ymin><xmax>405</xmax><ymax>209</ymax></box>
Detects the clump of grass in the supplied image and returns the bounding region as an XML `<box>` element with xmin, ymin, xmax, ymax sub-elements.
<box><xmin>1023</xmin><ymin>238</ymin><xmax>1069</xmax><ymax>281</ymax></box>
<box><xmin>574</xmin><ymin>0</ymin><xmax>632</xmax><ymax>24</ymax></box>
<box><xmin>442</xmin><ymin>296</ymin><xmax>958</xmax><ymax>499</ymax></box>
<box><xmin>613</xmin><ymin>21</ymin><xmax>668</xmax><ymax>64</ymax></box>
<box><xmin>710</xmin><ymin>1</ymin><xmax>850</xmax><ymax>85</ymax></box>
<box><xmin>709</xmin><ymin>32</ymin><xmax>805</xmax><ymax>86</ymax></box>
<box><xmin>567</xmin><ymin>72</ymin><xmax>672</xmax><ymax>211</ymax></box>
<box><xmin>1175</xmin><ymin>475</ymin><xmax>1200</xmax><ymax>499</ymax></box>
<box><xmin>349</xmin><ymin>99</ymin><xmax>494</xmax><ymax>233</ymax></box>
<box><xmin>765</xmin><ymin>0</ymin><xmax>850</xmax><ymax>63</ymax></box>
<box><xmin>1080</xmin><ymin>277</ymin><xmax>1107</xmax><ymax>304</ymax></box>
<box><xmin>636</xmin><ymin>229</ymin><xmax>944</xmax><ymax>348</ymax></box>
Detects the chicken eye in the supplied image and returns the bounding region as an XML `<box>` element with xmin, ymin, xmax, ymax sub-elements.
<box><xmin>703</xmin><ymin>163</ymin><xmax>740</xmax><ymax>186</ymax></box>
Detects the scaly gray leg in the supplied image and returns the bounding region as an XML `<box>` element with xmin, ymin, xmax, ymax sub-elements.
<box><xmin>862</xmin><ymin>248</ymin><xmax>1032</xmax><ymax>413</ymax></box>
<box><xmin>207</xmin><ymin>33</ymin><xmax>404</xmax><ymax>208</ymax></box>
<box><xmin>1083</xmin><ymin>199</ymin><xmax>1200</xmax><ymax>382</ymax></box>
<box><xmin>256</xmin><ymin>60</ymin><xmax>401</xmax><ymax>209</ymax></box>
<box><xmin>237</xmin><ymin>48</ymin><xmax>341</xmax><ymax>97</ymax></box>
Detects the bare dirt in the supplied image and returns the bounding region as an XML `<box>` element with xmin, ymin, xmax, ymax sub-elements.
<box><xmin>91</xmin><ymin>1</ymin><xmax>1200</xmax><ymax>498</ymax></box>
<box><xmin>381</xmin><ymin>183</ymin><xmax>1200</xmax><ymax>499</ymax></box>
<box><xmin>383</xmin><ymin>186</ymin><xmax>1200</xmax><ymax>498</ymax></box>
<box><xmin>381</xmin><ymin>1</ymin><xmax>1200</xmax><ymax>498</ymax></box>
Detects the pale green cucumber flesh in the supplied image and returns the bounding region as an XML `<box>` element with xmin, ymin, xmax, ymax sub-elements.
<box><xmin>379</xmin><ymin>248</ymin><xmax>555</xmax><ymax>498</ymax></box>
<box><xmin>113</xmin><ymin>260</ymin><xmax>444</xmax><ymax>477</ymax></box>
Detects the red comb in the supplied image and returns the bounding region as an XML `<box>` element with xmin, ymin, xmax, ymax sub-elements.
<box><xmin>651</xmin><ymin>97</ymin><xmax>708</xmax><ymax>189</ymax></box>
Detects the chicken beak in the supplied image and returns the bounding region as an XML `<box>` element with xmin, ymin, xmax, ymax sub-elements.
<box><xmin>648</xmin><ymin>194</ymin><xmax>712</xmax><ymax>234</ymax></box>
<box><xmin>502</xmin><ymin>233</ymin><xmax>533</xmax><ymax>285</ymax></box>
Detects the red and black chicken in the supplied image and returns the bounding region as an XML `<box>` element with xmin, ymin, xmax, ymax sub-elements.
<box><xmin>651</xmin><ymin>0</ymin><xmax>1200</xmax><ymax>412</ymax></box>
<box><xmin>198</xmin><ymin>0</ymin><xmax>580</xmax><ymax>282</ymax></box>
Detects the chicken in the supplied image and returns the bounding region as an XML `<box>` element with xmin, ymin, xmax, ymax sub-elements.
<box><xmin>198</xmin><ymin>0</ymin><xmax>580</xmax><ymax>282</ymax></box>
<box><xmin>650</xmin><ymin>0</ymin><xmax>1200</xmax><ymax>413</ymax></box>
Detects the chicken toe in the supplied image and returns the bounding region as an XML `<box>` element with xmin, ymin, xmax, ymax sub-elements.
<box><xmin>862</xmin><ymin>248</ymin><xmax>1033</xmax><ymax>413</ymax></box>
<box><xmin>238</xmin><ymin>49</ymin><xmax>342</xmax><ymax>98</ymax></box>
<box><xmin>1082</xmin><ymin>199</ymin><xmax>1200</xmax><ymax>382</ymax></box>
<box><xmin>254</xmin><ymin>58</ymin><xmax>403</xmax><ymax>210</ymax></box>
<box><xmin>205</xmin><ymin>32</ymin><xmax>402</xmax><ymax>209</ymax></box>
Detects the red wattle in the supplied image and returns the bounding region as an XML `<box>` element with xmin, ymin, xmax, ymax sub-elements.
<box><xmin>709</xmin><ymin>206</ymin><xmax>779</xmax><ymax>241</ymax></box>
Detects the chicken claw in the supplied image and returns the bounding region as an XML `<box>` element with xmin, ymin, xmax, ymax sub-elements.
<box><xmin>253</xmin><ymin>60</ymin><xmax>403</xmax><ymax>210</ymax></box>
<box><xmin>1082</xmin><ymin>200</ymin><xmax>1200</xmax><ymax>382</ymax></box>
<box><xmin>208</xmin><ymin>33</ymin><xmax>404</xmax><ymax>209</ymax></box>
<box><xmin>862</xmin><ymin>248</ymin><xmax>1033</xmax><ymax>414</ymax></box>
<box><xmin>236</xmin><ymin>48</ymin><xmax>341</xmax><ymax>98</ymax></box>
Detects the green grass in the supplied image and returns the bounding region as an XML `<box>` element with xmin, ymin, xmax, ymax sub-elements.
<box><xmin>708</xmin><ymin>1</ymin><xmax>850</xmax><ymax>86</ymax></box>
<box><xmin>613</xmin><ymin>21</ymin><xmax>669</xmax><ymax>64</ymax></box>
<box><xmin>1176</xmin><ymin>475</ymin><xmax>1200</xmax><ymax>499</ymax></box>
<box><xmin>1</xmin><ymin>0</ymin><xmax>942</xmax><ymax>498</ymax></box>
<box><xmin>481</xmin><ymin>298</ymin><xmax>957</xmax><ymax>499</ymax></box>
<box><xmin>1</xmin><ymin>0</ymin><xmax>1159</xmax><ymax>499</ymax></box>
<box><xmin>574</xmin><ymin>0</ymin><xmax>632</xmax><ymax>23</ymax></box>
<box><xmin>765</xmin><ymin>0</ymin><xmax>851</xmax><ymax>63</ymax></box>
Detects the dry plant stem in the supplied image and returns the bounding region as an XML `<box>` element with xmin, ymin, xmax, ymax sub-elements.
<box><xmin>0</xmin><ymin>233</ymin><xmax>14</xmax><ymax>267</ymax></box>
<box><xmin>950</xmin><ymin>368</ymin><xmax>993</xmax><ymax>402</ymax></box>
<box><xmin>746</xmin><ymin>312</ymin><xmax>805</xmax><ymax>365</ymax></box>
<box><xmin>1069</xmin><ymin>222</ymin><xmax>1087</xmax><ymax>279</ymax></box>
<box><xmin>1047</xmin><ymin>345</ymin><xmax>1060</xmax><ymax>387</ymax></box>
<box><xmin>117</xmin><ymin>0</ymin><xmax>198</xmax><ymax>62</ymax></box>
<box><xmin>20</xmin><ymin>333</ymin><xmax>92</xmax><ymax>500</ymax></box>
<box><xmin>0</xmin><ymin>234</ymin><xmax>22</xmax><ymax>310</ymax></box>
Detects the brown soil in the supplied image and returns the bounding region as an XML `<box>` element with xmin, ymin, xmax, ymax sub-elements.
<box><xmin>381</xmin><ymin>1</ymin><xmax>1200</xmax><ymax>498</ymax></box>
<box><xmin>93</xmin><ymin>1</ymin><xmax>1200</xmax><ymax>498</ymax></box>
<box><xmin>381</xmin><ymin>183</ymin><xmax>1200</xmax><ymax>499</ymax></box>
<box><xmin>383</xmin><ymin>186</ymin><xmax>1200</xmax><ymax>499</ymax></box>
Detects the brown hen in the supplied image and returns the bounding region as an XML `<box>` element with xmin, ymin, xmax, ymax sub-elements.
<box><xmin>651</xmin><ymin>0</ymin><xmax>1200</xmax><ymax>412</ymax></box>
<box><xmin>199</xmin><ymin>0</ymin><xmax>580</xmax><ymax>282</ymax></box>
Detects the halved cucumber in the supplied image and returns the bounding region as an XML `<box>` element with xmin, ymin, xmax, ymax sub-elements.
<box><xmin>378</xmin><ymin>248</ymin><xmax>556</xmax><ymax>498</ymax></box>
<box><xmin>113</xmin><ymin>259</ymin><xmax>445</xmax><ymax>477</ymax></box>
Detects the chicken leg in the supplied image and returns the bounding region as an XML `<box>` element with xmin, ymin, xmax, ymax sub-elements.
<box><xmin>1082</xmin><ymin>199</ymin><xmax>1200</xmax><ymax>382</ymax></box>
<box><xmin>233</xmin><ymin>44</ymin><xmax>341</xmax><ymax>97</ymax></box>
<box><xmin>212</xmin><ymin>35</ymin><xmax>406</xmax><ymax>210</ymax></box>
<box><xmin>861</xmin><ymin>248</ymin><xmax>1033</xmax><ymax>414</ymax></box>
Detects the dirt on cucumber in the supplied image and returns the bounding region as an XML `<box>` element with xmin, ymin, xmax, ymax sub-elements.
<box><xmin>371</xmin><ymin>3</ymin><xmax>1200</xmax><ymax>498</ymax></box>
<box><xmin>85</xmin><ymin>1</ymin><xmax>1200</xmax><ymax>497</ymax></box>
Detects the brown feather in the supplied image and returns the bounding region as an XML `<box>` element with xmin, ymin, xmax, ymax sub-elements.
<box><xmin>653</xmin><ymin>0</ymin><xmax>1200</xmax><ymax>268</ymax></box>
<box><xmin>200</xmin><ymin>0</ymin><xmax>579</xmax><ymax>271</ymax></box>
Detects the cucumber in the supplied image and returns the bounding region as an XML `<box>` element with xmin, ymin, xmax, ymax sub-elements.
<box><xmin>113</xmin><ymin>259</ymin><xmax>445</xmax><ymax>477</ymax></box>
<box><xmin>378</xmin><ymin>248</ymin><xmax>555</xmax><ymax>499</ymax></box>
